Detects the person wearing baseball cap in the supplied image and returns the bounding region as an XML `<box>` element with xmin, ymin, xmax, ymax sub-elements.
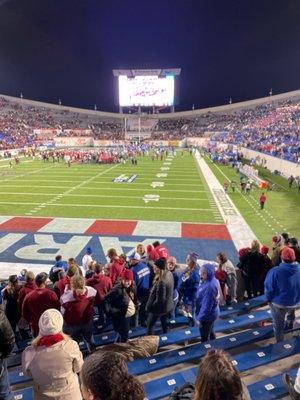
<box><xmin>264</xmin><ymin>246</ymin><xmax>300</xmax><ymax>342</ymax></box>
<box><xmin>22</xmin><ymin>309</ymin><xmax>83</xmax><ymax>400</ymax></box>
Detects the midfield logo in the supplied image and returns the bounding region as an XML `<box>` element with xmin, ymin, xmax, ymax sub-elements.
<box><xmin>113</xmin><ymin>174</ymin><xmax>137</xmax><ymax>183</ymax></box>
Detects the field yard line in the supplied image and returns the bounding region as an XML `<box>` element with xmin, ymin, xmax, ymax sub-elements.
<box><xmin>0</xmin><ymin>160</ymin><xmax>34</xmax><ymax>168</ymax></box>
<box><xmin>0</xmin><ymin>185</ymin><xmax>206</xmax><ymax>193</ymax></box>
<box><xmin>0</xmin><ymin>201</ymin><xmax>213</xmax><ymax>212</ymax></box>
<box><xmin>25</xmin><ymin>164</ymin><xmax>119</xmax><ymax>215</ymax></box>
<box><xmin>9</xmin><ymin>178</ymin><xmax>204</xmax><ymax>183</ymax></box>
<box><xmin>7</xmin><ymin>181</ymin><xmax>205</xmax><ymax>187</ymax></box>
<box><xmin>0</xmin><ymin>191</ymin><xmax>209</xmax><ymax>201</ymax></box>
<box><xmin>1</xmin><ymin>164</ymin><xmax>59</xmax><ymax>183</ymax></box>
<box><xmin>209</xmin><ymin>159</ymin><xmax>282</xmax><ymax>234</ymax></box>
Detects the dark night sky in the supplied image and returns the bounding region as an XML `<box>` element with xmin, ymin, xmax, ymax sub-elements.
<box><xmin>0</xmin><ymin>0</ymin><xmax>299</xmax><ymax>112</ymax></box>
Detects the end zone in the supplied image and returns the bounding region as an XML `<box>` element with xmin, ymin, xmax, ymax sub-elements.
<box><xmin>0</xmin><ymin>216</ymin><xmax>237</xmax><ymax>277</ymax></box>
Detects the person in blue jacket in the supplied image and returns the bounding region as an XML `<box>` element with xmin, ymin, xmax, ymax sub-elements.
<box><xmin>264</xmin><ymin>246</ymin><xmax>300</xmax><ymax>342</ymax></box>
<box><xmin>129</xmin><ymin>252</ymin><xmax>150</xmax><ymax>327</ymax></box>
<box><xmin>178</xmin><ymin>252</ymin><xmax>200</xmax><ymax>326</ymax></box>
<box><xmin>49</xmin><ymin>255</ymin><xmax>68</xmax><ymax>284</ymax></box>
<box><xmin>195</xmin><ymin>263</ymin><xmax>220</xmax><ymax>342</ymax></box>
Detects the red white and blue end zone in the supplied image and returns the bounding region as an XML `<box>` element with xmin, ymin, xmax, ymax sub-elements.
<box><xmin>0</xmin><ymin>216</ymin><xmax>237</xmax><ymax>277</ymax></box>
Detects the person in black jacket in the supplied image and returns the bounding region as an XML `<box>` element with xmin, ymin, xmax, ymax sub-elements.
<box><xmin>2</xmin><ymin>275</ymin><xmax>21</xmax><ymax>334</ymax></box>
<box><xmin>0</xmin><ymin>307</ymin><xmax>15</xmax><ymax>400</ymax></box>
<box><xmin>104</xmin><ymin>269</ymin><xmax>137</xmax><ymax>342</ymax></box>
<box><xmin>146</xmin><ymin>258</ymin><xmax>174</xmax><ymax>335</ymax></box>
<box><xmin>238</xmin><ymin>240</ymin><xmax>265</xmax><ymax>298</ymax></box>
<box><xmin>290</xmin><ymin>238</ymin><xmax>300</xmax><ymax>263</ymax></box>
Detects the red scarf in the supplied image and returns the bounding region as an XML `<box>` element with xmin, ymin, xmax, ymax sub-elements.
<box><xmin>37</xmin><ymin>334</ymin><xmax>64</xmax><ymax>347</ymax></box>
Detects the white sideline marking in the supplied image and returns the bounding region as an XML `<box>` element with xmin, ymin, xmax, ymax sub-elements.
<box><xmin>195</xmin><ymin>152</ymin><xmax>257</xmax><ymax>249</ymax></box>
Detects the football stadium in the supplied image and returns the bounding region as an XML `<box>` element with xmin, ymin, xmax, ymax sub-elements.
<box><xmin>0</xmin><ymin>1</ymin><xmax>299</xmax><ymax>400</ymax></box>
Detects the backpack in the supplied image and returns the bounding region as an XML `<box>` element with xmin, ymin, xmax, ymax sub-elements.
<box><xmin>168</xmin><ymin>383</ymin><xmax>195</xmax><ymax>399</ymax></box>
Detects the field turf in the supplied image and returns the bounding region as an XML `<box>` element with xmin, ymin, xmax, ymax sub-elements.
<box><xmin>206</xmin><ymin>156</ymin><xmax>300</xmax><ymax>245</ymax></box>
<box><xmin>0</xmin><ymin>154</ymin><xmax>223</xmax><ymax>224</ymax></box>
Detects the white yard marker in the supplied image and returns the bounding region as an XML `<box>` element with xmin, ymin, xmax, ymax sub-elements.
<box><xmin>151</xmin><ymin>182</ymin><xmax>165</xmax><ymax>188</ymax></box>
<box><xmin>143</xmin><ymin>194</ymin><xmax>160</xmax><ymax>204</ymax></box>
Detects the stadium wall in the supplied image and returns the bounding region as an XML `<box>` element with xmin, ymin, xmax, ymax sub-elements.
<box><xmin>241</xmin><ymin>147</ymin><xmax>300</xmax><ymax>178</ymax></box>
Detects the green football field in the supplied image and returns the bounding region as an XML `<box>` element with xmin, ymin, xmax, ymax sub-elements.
<box><xmin>206</xmin><ymin>156</ymin><xmax>300</xmax><ymax>244</ymax></box>
<box><xmin>0</xmin><ymin>153</ymin><xmax>223</xmax><ymax>223</ymax></box>
<box><xmin>0</xmin><ymin>153</ymin><xmax>299</xmax><ymax>246</ymax></box>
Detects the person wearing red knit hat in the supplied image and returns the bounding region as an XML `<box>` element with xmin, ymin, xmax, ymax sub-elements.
<box><xmin>104</xmin><ymin>267</ymin><xmax>137</xmax><ymax>342</ymax></box>
<box><xmin>259</xmin><ymin>245</ymin><xmax>273</xmax><ymax>294</ymax></box>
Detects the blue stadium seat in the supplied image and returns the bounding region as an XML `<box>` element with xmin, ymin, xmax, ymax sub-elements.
<box><xmin>12</xmin><ymin>387</ymin><xmax>33</xmax><ymax>400</ymax></box>
<box><xmin>129</xmin><ymin>325</ymin><xmax>273</xmax><ymax>375</ymax></box>
<box><xmin>219</xmin><ymin>295</ymin><xmax>267</xmax><ymax>318</ymax></box>
<box><xmin>248</xmin><ymin>368</ymin><xmax>298</xmax><ymax>400</ymax></box>
<box><xmin>9</xmin><ymin>369</ymin><xmax>32</xmax><ymax>386</ymax></box>
<box><xmin>129</xmin><ymin>322</ymin><xmax>300</xmax><ymax>375</ymax></box>
<box><xmin>157</xmin><ymin>309</ymin><xmax>272</xmax><ymax>347</ymax></box>
<box><xmin>144</xmin><ymin>337</ymin><xmax>300</xmax><ymax>400</ymax></box>
<box><xmin>7</xmin><ymin>353</ymin><xmax>22</xmax><ymax>368</ymax></box>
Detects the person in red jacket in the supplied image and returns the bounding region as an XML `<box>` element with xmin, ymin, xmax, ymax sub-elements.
<box><xmin>106</xmin><ymin>248</ymin><xmax>125</xmax><ymax>285</ymax></box>
<box><xmin>56</xmin><ymin>263</ymin><xmax>80</xmax><ymax>298</ymax></box>
<box><xmin>86</xmin><ymin>264</ymin><xmax>112</xmax><ymax>328</ymax></box>
<box><xmin>215</xmin><ymin>265</ymin><xmax>228</xmax><ymax>302</ymax></box>
<box><xmin>22</xmin><ymin>273</ymin><xmax>60</xmax><ymax>336</ymax></box>
<box><xmin>18</xmin><ymin>271</ymin><xmax>37</xmax><ymax>314</ymax></box>
<box><xmin>152</xmin><ymin>241</ymin><xmax>170</xmax><ymax>260</ymax></box>
<box><xmin>60</xmin><ymin>275</ymin><xmax>96</xmax><ymax>352</ymax></box>
<box><xmin>259</xmin><ymin>192</ymin><xmax>267</xmax><ymax>209</ymax></box>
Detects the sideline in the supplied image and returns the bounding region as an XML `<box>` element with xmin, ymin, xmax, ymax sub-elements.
<box><xmin>195</xmin><ymin>151</ymin><xmax>257</xmax><ymax>249</ymax></box>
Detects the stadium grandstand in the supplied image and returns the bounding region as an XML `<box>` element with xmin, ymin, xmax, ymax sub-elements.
<box><xmin>0</xmin><ymin>88</ymin><xmax>299</xmax><ymax>400</ymax></box>
<box><xmin>0</xmin><ymin>1</ymin><xmax>300</xmax><ymax>399</ymax></box>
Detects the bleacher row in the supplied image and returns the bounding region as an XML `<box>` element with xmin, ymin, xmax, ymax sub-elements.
<box><xmin>8</xmin><ymin>295</ymin><xmax>299</xmax><ymax>400</ymax></box>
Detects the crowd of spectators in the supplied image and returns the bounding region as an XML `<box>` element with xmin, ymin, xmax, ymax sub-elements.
<box><xmin>155</xmin><ymin>99</ymin><xmax>300</xmax><ymax>162</ymax></box>
<box><xmin>0</xmin><ymin>232</ymin><xmax>299</xmax><ymax>399</ymax></box>
<box><xmin>1</xmin><ymin>95</ymin><xmax>300</xmax><ymax>164</ymax></box>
